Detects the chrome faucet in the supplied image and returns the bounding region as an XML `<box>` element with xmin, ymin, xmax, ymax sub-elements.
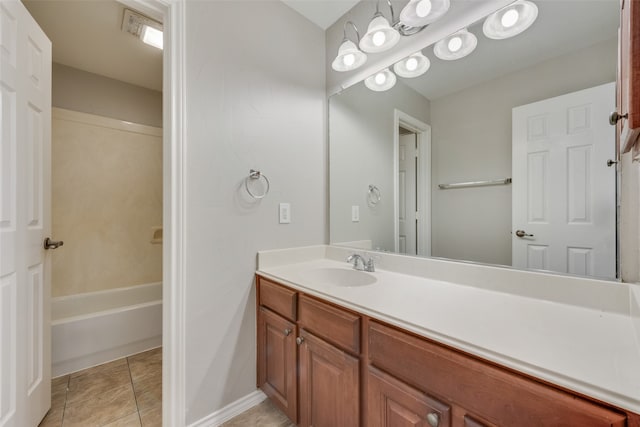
<box><xmin>346</xmin><ymin>254</ymin><xmax>375</xmax><ymax>272</ymax></box>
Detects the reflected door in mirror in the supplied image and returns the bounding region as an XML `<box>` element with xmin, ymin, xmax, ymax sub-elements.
<box><xmin>512</xmin><ymin>82</ymin><xmax>616</xmax><ymax>278</ymax></box>
<box><xmin>398</xmin><ymin>132</ymin><xmax>418</xmax><ymax>254</ymax></box>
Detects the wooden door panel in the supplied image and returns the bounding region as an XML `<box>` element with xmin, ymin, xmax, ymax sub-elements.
<box><xmin>299</xmin><ymin>330</ymin><xmax>359</xmax><ymax>427</ymax></box>
<box><xmin>257</xmin><ymin>307</ymin><xmax>297</xmax><ymax>423</ymax></box>
<box><xmin>368</xmin><ymin>366</ymin><xmax>450</xmax><ymax>427</ymax></box>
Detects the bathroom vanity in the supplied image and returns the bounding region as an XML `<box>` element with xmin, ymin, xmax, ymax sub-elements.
<box><xmin>256</xmin><ymin>246</ymin><xmax>640</xmax><ymax>427</ymax></box>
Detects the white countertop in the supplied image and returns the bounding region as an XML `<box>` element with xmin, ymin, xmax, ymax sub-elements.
<box><xmin>257</xmin><ymin>245</ymin><xmax>640</xmax><ymax>414</ymax></box>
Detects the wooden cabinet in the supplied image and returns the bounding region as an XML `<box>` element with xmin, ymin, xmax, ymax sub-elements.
<box><xmin>619</xmin><ymin>0</ymin><xmax>640</xmax><ymax>151</ymax></box>
<box><xmin>368</xmin><ymin>321</ymin><xmax>627</xmax><ymax>427</ymax></box>
<box><xmin>298</xmin><ymin>329</ymin><xmax>360</xmax><ymax>427</ymax></box>
<box><xmin>256</xmin><ymin>276</ymin><xmax>361</xmax><ymax>427</ymax></box>
<box><xmin>257</xmin><ymin>275</ymin><xmax>637</xmax><ymax>427</ymax></box>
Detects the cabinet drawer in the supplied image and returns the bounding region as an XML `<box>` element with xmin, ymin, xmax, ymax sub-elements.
<box><xmin>258</xmin><ymin>276</ymin><xmax>297</xmax><ymax>321</ymax></box>
<box><xmin>368</xmin><ymin>321</ymin><xmax>626</xmax><ymax>427</ymax></box>
<box><xmin>298</xmin><ymin>295</ymin><xmax>360</xmax><ymax>354</ymax></box>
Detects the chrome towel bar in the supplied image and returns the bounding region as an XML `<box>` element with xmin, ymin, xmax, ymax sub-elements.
<box><xmin>438</xmin><ymin>178</ymin><xmax>512</xmax><ymax>190</ymax></box>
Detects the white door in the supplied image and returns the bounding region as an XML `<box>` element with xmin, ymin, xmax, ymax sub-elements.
<box><xmin>0</xmin><ymin>1</ymin><xmax>52</xmax><ymax>426</ymax></box>
<box><xmin>512</xmin><ymin>82</ymin><xmax>616</xmax><ymax>278</ymax></box>
<box><xmin>398</xmin><ymin>132</ymin><xmax>417</xmax><ymax>255</ymax></box>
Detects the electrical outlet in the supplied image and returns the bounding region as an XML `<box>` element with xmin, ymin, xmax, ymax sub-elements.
<box><xmin>279</xmin><ymin>203</ymin><xmax>291</xmax><ymax>224</ymax></box>
<box><xmin>352</xmin><ymin>205</ymin><xmax>360</xmax><ymax>222</ymax></box>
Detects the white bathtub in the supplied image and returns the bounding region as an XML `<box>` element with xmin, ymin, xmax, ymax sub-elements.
<box><xmin>52</xmin><ymin>282</ymin><xmax>162</xmax><ymax>377</ymax></box>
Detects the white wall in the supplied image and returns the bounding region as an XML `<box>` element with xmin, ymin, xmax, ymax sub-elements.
<box><xmin>183</xmin><ymin>1</ymin><xmax>325</xmax><ymax>423</ymax></box>
<box><xmin>52</xmin><ymin>63</ymin><xmax>163</xmax><ymax>128</ymax></box>
<box><xmin>330</xmin><ymin>81</ymin><xmax>430</xmax><ymax>251</ymax></box>
<box><xmin>430</xmin><ymin>38</ymin><xmax>617</xmax><ymax>266</ymax></box>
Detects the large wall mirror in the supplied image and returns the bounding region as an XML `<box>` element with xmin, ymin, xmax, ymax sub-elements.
<box><xmin>329</xmin><ymin>0</ymin><xmax>620</xmax><ymax>280</ymax></box>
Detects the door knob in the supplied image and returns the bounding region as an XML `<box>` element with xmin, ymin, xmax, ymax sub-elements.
<box><xmin>44</xmin><ymin>238</ymin><xmax>64</xmax><ymax>250</ymax></box>
<box><xmin>283</xmin><ymin>328</ymin><xmax>292</xmax><ymax>336</ymax></box>
<box><xmin>609</xmin><ymin>111</ymin><xmax>628</xmax><ymax>126</ymax></box>
<box><xmin>515</xmin><ymin>230</ymin><xmax>534</xmax><ymax>238</ymax></box>
<box><xmin>296</xmin><ymin>337</ymin><xmax>304</xmax><ymax>345</ymax></box>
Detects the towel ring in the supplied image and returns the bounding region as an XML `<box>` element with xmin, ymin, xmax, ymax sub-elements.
<box><xmin>245</xmin><ymin>169</ymin><xmax>270</xmax><ymax>199</ymax></box>
<box><xmin>368</xmin><ymin>185</ymin><xmax>381</xmax><ymax>205</ymax></box>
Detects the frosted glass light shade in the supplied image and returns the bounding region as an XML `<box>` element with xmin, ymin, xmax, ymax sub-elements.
<box><xmin>365</xmin><ymin>68</ymin><xmax>397</xmax><ymax>91</ymax></box>
<box><xmin>394</xmin><ymin>52</ymin><xmax>430</xmax><ymax>78</ymax></box>
<box><xmin>433</xmin><ymin>29</ymin><xmax>477</xmax><ymax>60</ymax></box>
<box><xmin>400</xmin><ymin>0</ymin><xmax>450</xmax><ymax>27</ymax></box>
<box><xmin>483</xmin><ymin>0</ymin><xmax>538</xmax><ymax>40</ymax></box>
<box><xmin>332</xmin><ymin>39</ymin><xmax>367</xmax><ymax>72</ymax></box>
<box><xmin>359</xmin><ymin>15</ymin><xmax>401</xmax><ymax>53</ymax></box>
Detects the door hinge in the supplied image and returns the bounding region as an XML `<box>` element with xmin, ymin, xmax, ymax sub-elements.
<box><xmin>415</xmin><ymin>210</ymin><xmax>420</xmax><ymax>220</ymax></box>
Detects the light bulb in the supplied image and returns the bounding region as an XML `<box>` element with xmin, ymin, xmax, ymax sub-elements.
<box><xmin>415</xmin><ymin>0</ymin><xmax>432</xmax><ymax>18</ymax></box>
<box><xmin>372</xmin><ymin>31</ymin><xmax>386</xmax><ymax>47</ymax></box>
<box><xmin>448</xmin><ymin>36</ymin><xmax>462</xmax><ymax>52</ymax></box>
<box><xmin>501</xmin><ymin>8</ymin><xmax>519</xmax><ymax>28</ymax></box>
<box><xmin>405</xmin><ymin>57</ymin><xmax>418</xmax><ymax>71</ymax></box>
<box><xmin>374</xmin><ymin>72</ymin><xmax>387</xmax><ymax>85</ymax></box>
<box><xmin>342</xmin><ymin>53</ymin><xmax>355</xmax><ymax>67</ymax></box>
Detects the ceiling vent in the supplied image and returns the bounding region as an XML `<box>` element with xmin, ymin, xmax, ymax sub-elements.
<box><xmin>122</xmin><ymin>9</ymin><xmax>163</xmax><ymax>50</ymax></box>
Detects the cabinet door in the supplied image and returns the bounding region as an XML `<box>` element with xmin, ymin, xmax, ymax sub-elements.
<box><xmin>257</xmin><ymin>307</ymin><xmax>297</xmax><ymax>422</ymax></box>
<box><xmin>298</xmin><ymin>329</ymin><xmax>359</xmax><ymax>427</ymax></box>
<box><xmin>368</xmin><ymin>367</ymin><xmax>451</xmax><ymax>427</ymax></box>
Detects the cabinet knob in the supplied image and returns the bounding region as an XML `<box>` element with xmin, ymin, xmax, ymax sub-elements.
<box><xmin>609</xmin><ymin>111</ymin><xmax>628</xmax><ymax>126</ymax></box>
<box><xmin>296</xmin><ymin>337</ymin><xmax>304</xmax><ymax>345</ymax></box>
<box><xmin>283</xmin><ymin>328</ymin><xmax>292</xmax><ymax>336</ymax></box>
<box><xmin>426</xmin><ymin>412</ymin><xmax>440</xmax><ymax>427</ymax></box>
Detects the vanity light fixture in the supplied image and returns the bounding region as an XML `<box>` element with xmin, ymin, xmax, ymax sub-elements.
<box><xmin>360</xmin><ymin>1</ymin><xmax>401</xmax><ymax>53</ymax></box>
<box><xmin>482</xmin><ymin>0</ymin><xmax>538</xmax><ymax>40</ymax></box>
<box><xmin>399</xmin><ymin>0</ymin><xmax>450</xmax><ymax>28</ymax></box>
<box><xmin>332</xmin><ymin>21</ymin><xmax>368</xmax><ymax>72</ymax></box>
<box><xmin>433</xmin><ymin>28</ymin><xmax>477</xmax><ymax>60</ymax></box>
<box><xmin>365</xmin><ymin>68</ymin><xmax>397</xmax><ymax>91</ymax></box>
<box><xmin>393</xmin><ymin>51</ymin><xmax>430</xmax><ymax>78</ymax></box>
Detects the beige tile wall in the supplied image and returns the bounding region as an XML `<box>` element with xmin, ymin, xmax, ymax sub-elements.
<box><xmin>52</xmin><ymin>108</ymin><xmax>162</xmax><ymax>297</ymax></box>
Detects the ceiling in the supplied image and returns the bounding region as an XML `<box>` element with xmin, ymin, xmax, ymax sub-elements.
<box><xmin>23</xmin><ymin>0</ymin><xmax>163</xmax><ymax>92</ymax></box>
<box><xmin>281</xmin><ymin>0</ymin><xmax>360</xmax><ymax>29</ymax></box>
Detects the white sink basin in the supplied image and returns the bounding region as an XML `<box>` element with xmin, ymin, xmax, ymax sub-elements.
<box><xmin>302</xmin><ymin>267</ymin><xmax>377</xmax><ymax>287</ymax></box>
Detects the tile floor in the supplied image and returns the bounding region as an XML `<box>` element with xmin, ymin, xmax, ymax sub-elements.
<box><xmin>39</xmin><ymin>348</ymin><xmax>290</xmax><ymax>427</ymax></box>
<box><xmin>220</xmin><ymin>399</ymin><xmax>294</xmax><ymax>427</ymax></box>
<box><xmin>39</xmin><ymin>347</ymin><xmax>162</xmax><ymax>427</ymax></box>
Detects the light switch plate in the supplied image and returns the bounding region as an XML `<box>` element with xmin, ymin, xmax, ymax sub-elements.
<box><xmin>352</xmin><ymin>205</ymin><xmax>360</xmax><ymax>222</ymax></box>
<box><xmin>279</xmin><ymin>203</ymin><xmax>291</xmax><ymax>224</ymax></box>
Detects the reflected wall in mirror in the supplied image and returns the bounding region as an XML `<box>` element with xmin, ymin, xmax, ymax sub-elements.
<box><xmin>329</xmin><ymin>0</ymin><xmax>620</xmax><ymax>280</ymax></box>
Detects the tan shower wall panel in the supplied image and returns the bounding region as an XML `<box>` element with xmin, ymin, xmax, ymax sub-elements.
<box><xmin>52</xmin><ymin>108</ymin><xmax>162</xmax><ymax>297</ymax></box>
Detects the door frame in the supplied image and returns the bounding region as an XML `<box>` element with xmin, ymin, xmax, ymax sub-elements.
<box><xmin>117</xmin><ymin>0</ymin><xmax>187</xmax><ymax>425</ymax></box>
<box><xmin>393</xmin><ymin>109</ymin><xmax>431</xmax><ymax>256</ymax></box>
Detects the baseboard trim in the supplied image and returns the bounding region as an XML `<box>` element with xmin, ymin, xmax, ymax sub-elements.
<box><xmin>188</xmin><ymin>390</ymin><xmax>268</xmax><ymax>427</ymax></box>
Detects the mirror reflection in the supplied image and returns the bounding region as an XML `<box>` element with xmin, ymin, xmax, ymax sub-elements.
<box><xmin>329</xmin><ymin>1</ymin><xmax>619</xmax><ymax>279</ymax></box>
